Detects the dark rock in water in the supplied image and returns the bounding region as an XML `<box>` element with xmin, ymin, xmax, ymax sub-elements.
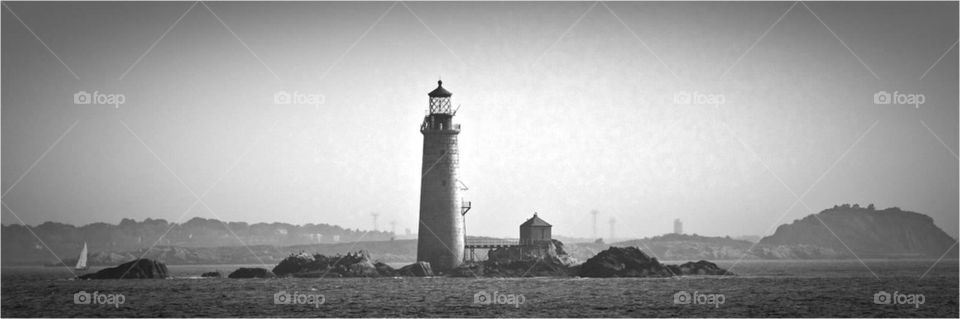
<box><xmin>580</xmin><ymin>247</ymin><xmax>734</xmax><ymax>277</ymax></box>
<box><xmin>579</xmin><ymin>247</ymin><xmax>673</xmax><ymax>277</ymax></box>
<box><xmin>200</xmin><ymin>271</ymin><xmax>221</xmax><ymax>278</ymax></box>
<box><xmin>446</xmin><ymin>262</ymin><xmax>482</xmax><ymax>277</ymax></box>
<box><xmin>666</xmin><ymin>260</ymin><xmax>735</xmax><ymax>276</ymax></box>
<box><xmin>272</xmin><ymin>253</ymin><xmax>317</xmax><ymax>277</ymax></box>
<box><xmin>228</xmin><ymin>267</ymin><xmax>273</xmax><ymax>278</ymax></box>
<box><xmin>78</xmin><ymin>259</ymin><xmax>168</xmax><ymax>279</ymax></box>
<box><xmin>320</xmin><ymin>251</ymin><xmax>380</xmax><ymax>277</ymax></box>
<box><xmin>272</xmin><ymin>251</ymin><xmax>381</xmax><ymax>278</ymax></box>
<box><xmin>398</xmin><ymin>261</ymin><xmax>433</xmax><ymax>277</ymax></box>
<box><xmin>374</xmin><ymin>262</ymin><xmax>396</xmax><ymax>276</ymax></box>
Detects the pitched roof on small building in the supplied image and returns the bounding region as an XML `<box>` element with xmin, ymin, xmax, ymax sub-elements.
<box><xmin>520</xmin><ymin>213</ymin><xmax>552</xmax><ymax>227</ymax></box>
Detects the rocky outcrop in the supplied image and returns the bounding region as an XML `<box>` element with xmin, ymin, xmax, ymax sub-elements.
<box><xmin>340</xmin><ymin>253</ymin><xmax>379</xmax><ymax>277</ymax></box>
<box><xmin>579</xmin><ymin>247</ymin><xmax>673</xmax><ymax>277</ymax></box>
<box><xmin>760</xmin><ymin>205</ymin><xmax>958</xmax><ymax>258</ymax></box>
<box><xmin>272</xmin><ymin>251</ymin><xmax>380</xmax><ymax>278</ymax></box>
<box><xmin>228</xmin><ymin>267</ymin><xmax>273</xmax><ymax>278</ymax></box>
<box><xmin>666</xmin><ymin>260</ymin><xmax>735</xmax><ymax>276</ymax></box>
<box><xmin>272</xmin><ymin>253</ymin><xmax>318</xmax><ymax>276</ymax></box>
<box><xmin>78</xmin><ymin>259</ymin><xmax>168</xmax><ymax>279</ymax></box>
<box><xmin>200</xmin><ymin>271</ymin><xmax>221</xmax><ymax>278</ymax></box>
<box><xmin>374</xmin><ymin>262</ymin><xmax>397</xmax><ymax>276</ymax></box>
<box><xmin>398</xmin><ymin>261</ymin><xmax>434</xmax><ymax>277</ymax></box>
<box><xmin>578</xmin><ymin>247</ymin><xmax>733</xmax><ymax>277</ymax></box>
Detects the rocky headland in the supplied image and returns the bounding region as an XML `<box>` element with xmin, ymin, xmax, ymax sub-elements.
<box><xmin>759</xmin><ymin>205</ymin><xmax>958</xmax><ymax>258</ymax></box>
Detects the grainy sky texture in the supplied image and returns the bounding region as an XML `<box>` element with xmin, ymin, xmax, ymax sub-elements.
<box><xmin>2</xmin><ymin>1</ymin><xmax>958</xmax><ymax>238</ymax></box>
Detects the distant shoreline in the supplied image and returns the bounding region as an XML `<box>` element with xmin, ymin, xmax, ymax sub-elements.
<box><xmin>6</xmin><ymin>258</ymin><xmax>959</xmax><ymax>269</ymax></box>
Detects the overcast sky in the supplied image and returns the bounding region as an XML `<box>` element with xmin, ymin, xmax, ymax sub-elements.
<box><xmin>2</xmin><ymin>1</ymin><xmax>957</xmax><ymax>239</ymax></box>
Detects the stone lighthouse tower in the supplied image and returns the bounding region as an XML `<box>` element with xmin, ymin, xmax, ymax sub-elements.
<box><xmin>416</xmin><ymin>80</ymin><xmax>465</xmax><ymax>270</ymax></box>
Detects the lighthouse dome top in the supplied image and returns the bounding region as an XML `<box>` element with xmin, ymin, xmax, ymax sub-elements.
<box><xmin>428</xmin><ymin>80</ymin><xmax>452</xmax><ymax>97</ymax></box>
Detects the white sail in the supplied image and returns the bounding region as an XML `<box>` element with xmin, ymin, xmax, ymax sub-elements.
<box><xmin>75</xmin><ymin>242</ymin><xmax>88</xmax><ymax>270</ymax></box>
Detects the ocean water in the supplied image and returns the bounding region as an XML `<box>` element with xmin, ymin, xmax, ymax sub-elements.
<box><xmin>1</xmin><ymin>259</ymin><xmax>957</xmax><ymax>317</ymax></box>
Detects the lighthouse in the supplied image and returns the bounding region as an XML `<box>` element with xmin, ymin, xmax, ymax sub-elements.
<box><xmin>416</xmin><ymin>80</ymin><xmax>465</xmax><ymax>270</ymax></box>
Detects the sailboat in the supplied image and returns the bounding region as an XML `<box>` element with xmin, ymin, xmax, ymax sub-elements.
<box><xmin>75</xmin><ymin>242</ymin><xmax>89</xmax><ymax>271</ymax></box>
